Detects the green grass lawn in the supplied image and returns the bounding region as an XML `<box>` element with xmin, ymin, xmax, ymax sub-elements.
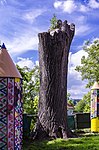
<box><xmin>23</xmin><ymin>134</ymin><xmax>99</xmax><ymax>150</ymax></box>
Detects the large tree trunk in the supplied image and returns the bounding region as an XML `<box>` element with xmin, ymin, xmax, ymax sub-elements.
<box><xmin>34</xmin><ymin>20</ymin><xmax>75</xmax><ymax>140</ymax></box>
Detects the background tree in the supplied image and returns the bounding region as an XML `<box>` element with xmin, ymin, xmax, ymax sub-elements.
<box><xmin>67</xmin><ymin>93</ymin><xmax>74</xmax><ymax>106</ymax></box>
<box><xmin>75</xmin><ymin>92</ymin><xmax>90</xmax><ymax>113</ymax></box>
<box><xmin>16</xmin><ymin>65</ymin><xmax>40</xmax><ymax>115</ymax></box>
<box><xmin>83</xmin><ymin>91</ymin><xmax>91</xmax><ymax>112</ymax></box>
<box><xmin>67</xmin><ymin>93</ymin><xmax>71</xmax><ymax>100</ymax></box>
<box><xmin>74</xmin><ymin>99</ymin><xmax>85</xmax><ymax>112</ymax></box>
<box><xmin>75</xmin><ymin>39</ymin><xmax>99</xmax><ymax>88</ymax></box>
<box><xmin>75</xmin><ymin>39</ymin><xmax>99</xmax><ymax>112</ymax></box>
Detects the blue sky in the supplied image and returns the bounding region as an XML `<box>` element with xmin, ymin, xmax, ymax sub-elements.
<box><xmin>0</xmin><ymin>0</ymin><xmax>99</xmax><ymax>99</ymax></box>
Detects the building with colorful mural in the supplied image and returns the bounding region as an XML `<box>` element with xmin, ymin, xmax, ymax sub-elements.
<box><xmin>0</xmin><ymin>43</ymin><xmax>23</xmax><ymax>150</ymax></box>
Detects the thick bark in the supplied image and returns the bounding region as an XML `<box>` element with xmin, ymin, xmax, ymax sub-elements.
<box><xmin>34</xmin><ymin>21</ymin><xmax>75</xmax><ymax>140</ymax></box>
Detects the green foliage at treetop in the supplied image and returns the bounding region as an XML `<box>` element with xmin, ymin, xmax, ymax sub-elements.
<box><xmin>75</xmin><ymin>39</ymin><xmax>99</xmax><ymax>88</ymax></box>
<box><xmin>50</xmin><ymin>14</ymin><xmax>58</xmax><ymax>30</ymax></box>
<box><xmin>16</xmin><ymin>65</ymin><xmax>40</xmax><ymax>115</ymax></box>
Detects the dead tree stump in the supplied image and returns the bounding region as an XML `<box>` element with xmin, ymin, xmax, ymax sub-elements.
<box><xmin>33</xmin><ymin>20</ymin><xmax>75</xmax><ymax>140</ymax></box>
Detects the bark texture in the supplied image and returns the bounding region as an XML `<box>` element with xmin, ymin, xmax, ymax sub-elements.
<box><xmin>34</xmin><ymin>20</ymin><xmax>75</xmax><ymax>140</ymax></box>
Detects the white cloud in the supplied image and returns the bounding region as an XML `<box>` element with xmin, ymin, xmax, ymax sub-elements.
<box><xmin>2</xmin><ymin>25</ymin><xmax>42</xmax><ymax>58</ymax></box>
<box><xmin>62</xmin><ymin>1</ymin><xmax>77</xmax><ymax>13</ymax></box>
<box><xmin>54</xmin><ymin>0</ymin><xmax>77</xmax><ymax>13</ymax></box>
<box><xmin>75</xmin><ymin>16</ymin><xmax>86</xmax><ymax>24</ymax></box>
<box><xmin>35</xmin><ymin>60</ymin><xmax>39</xmax><ymax>66</ymax></box>
<box><xmin>0</xmin><ymin>0</ymin><xmax>6</xmax><ymax>5</ymax></box>
<box><xmin>75</xmin><ymin>24</ymin><xmax>91</xmax><ymax>36</ymax></box>
<box><xmin>68</xmin><ymin>49</ymin><xmax>88</xmax><ymax>99</ymax></box>
<box><xmin>68</xmin><ymin>84</ymin><xmax>89</xmax><ymax>99</ymax></box>
<box><xmin>23</xmin><ymin>9</ymin><xmax>46</xmax><ymax>24</ymax></box>
<box><xmin>88</xmin><ymin>0</ymin><xmax>99</xmax><ymax>9</ymax></box>
<box><xmin>71</xmin><ymin>15</ymin><xmax>91</xmax><ymax>36</ymax></box>
<box><xmin>0</xmin><ymin>5</ymin><xmax>46</xmax><ymax>57</ymax></box>
<box><xmin>54</xmin><ymin>0</ymin><xmax>99</xmax><ymax>14</ymax></box>
<box><xmin>16</xmin><ymin>57</ymin><xmax>34</xmax><ymax>69</ymax></box>
<box><xmin>68</xmin><ymin>50</ymin><xmax>88</xmax><ymax>80</ymax></box>
<box><xmin>79</xmin><ymin>4</ymin><xmax>90</xmax><ymax>12</ymax></box>
<box><xmin>6</xmin><ymin>30</ymin><xmax>39</xmax><ymax>57</ymax></box>
<box><xmin>69</xmin><ymin>50</ymin><xmax>87</xmax><ymax>67</ymax></box>
<box><xmin>54</xmin><ymin>1</ymin><xmax>62</xmax><ymax>8</ymax></box>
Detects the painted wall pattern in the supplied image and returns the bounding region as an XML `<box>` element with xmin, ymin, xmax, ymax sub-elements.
<box><xmin>91</xmin><ymin>89</ymin><xmax>99</xmax><ymax>119</ymax></box>
<box><xmin>0</xmin><ymin>77</ymin><xmax>22</xmax><ymax>150</ymax></box>
<box><xmin>0</xmin><ymin>78</ymin><xmax>7</xmax><ymax>150</ymax></box>
<box><xmin>8</xmin><ymin>78</ymin><xmax>15</xmax><ymax>150</ymax></box>
<box><xmin>15</xmin><ymin>78</ymin><xmax>23</xmax><ymax>150</ymax></box>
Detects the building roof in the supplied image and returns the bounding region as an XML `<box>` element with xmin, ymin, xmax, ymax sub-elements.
<box><xmin>91</xmin><ymin>81</ymin><xmax>99</xmax><ymax>90</ymax></box>
<box><xmin>67</xmin><ymin>103</ymin><xmax>74</xmax><ymax>109</ymax></box>
<box><xmin>0</xmin><ymin>43</ymin><xmax>22</xmax><ymax>78</ymax></box>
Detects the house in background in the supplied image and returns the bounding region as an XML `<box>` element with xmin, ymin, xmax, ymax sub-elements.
<box><xmin>72</xmin><ymin>99</ymin><xmax>81</xmax><ymax>105</ymax></box>
<box><xmin>67</xmin><ymin>103</ymin><xmax>74</xmax><ymax>116</ymax></box>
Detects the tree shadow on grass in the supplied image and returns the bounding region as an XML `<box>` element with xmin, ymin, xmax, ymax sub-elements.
<box><xmin>23</xmin><ymin>136</ymin><xmax>99</xmax><ymax>150</ymax></box>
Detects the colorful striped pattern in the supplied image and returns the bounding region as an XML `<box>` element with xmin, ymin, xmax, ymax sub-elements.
<box><xmin>15</xmin><ymin>78</ymin><xmax>23</xmax><ymax>150</ymax></box>
<box><xmin>0</xmin><ymin>78</ymin><xmax>7</xmax><ymax>150</ymax></box>
<box><xmin>0</xmin><ymin>77</ymin><xmax>22</xmax><ymax>150</ymax></box>
<box><xmin>91</xmin><ymin>89</ymin><xmax>99</xmax><ymax>119</ymax></box>
<box><xmin>8</xmin><ymin>78</ymin><xmax>15</xmax><ymax>150</ymax></box>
